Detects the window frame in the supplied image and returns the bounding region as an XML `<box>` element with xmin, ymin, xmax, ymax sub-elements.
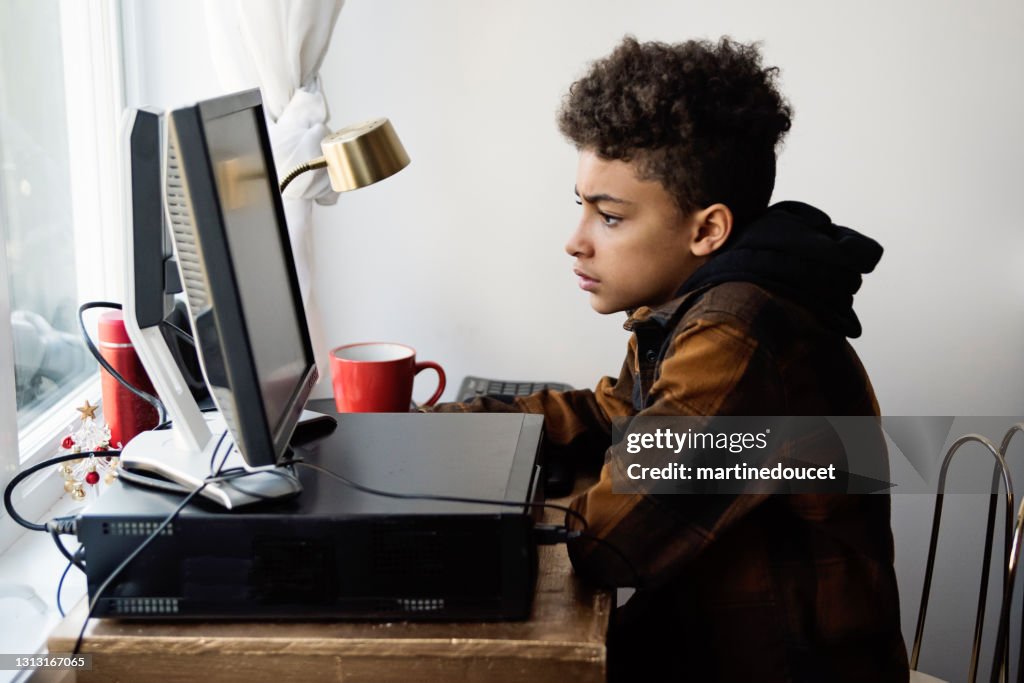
<box><xmin>0</xmin><ymin>0</ymin><xmax>126</xmax><ymax>555</ymax></box>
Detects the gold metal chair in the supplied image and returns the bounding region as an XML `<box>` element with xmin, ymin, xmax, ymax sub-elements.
<box><xmin>910</xmin><ymin>430</ymin><xmax>1017</xmax><ymax>683</ymax></box>
<box><xmin>989</xmin><ymin>426</ymin><xmax>1024</xmax><ymax>683</ymax></box>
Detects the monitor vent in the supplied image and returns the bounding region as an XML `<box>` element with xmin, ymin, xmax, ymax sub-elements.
<box><xmin>210</xmin><ymin>386</ymin><xmax>241</xmax><ymax>451</ymax></box>
<box><xmin>101</xmin><ymin>520</ymin><xmax>173</xmax><ymax>537</ymax></box>
<box><xmin>164</xmin><ymin>135</ymin><xmax>208</xmax><ymax>312</ymax></box>
<box><xmin>164</xmin><ymin>127</ymin><xmax>243</xmax><ymax>459</ymax></box>
<box><xmin>109</xmin><ymin>597</ymin><xmax>180</xmax><ymax>615</ymax></box>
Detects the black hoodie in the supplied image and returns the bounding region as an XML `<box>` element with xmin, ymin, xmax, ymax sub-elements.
<box><xmin>676</xmin><ymin>201</ymin><xmax>882</xmax><ymax>338</ymax></box>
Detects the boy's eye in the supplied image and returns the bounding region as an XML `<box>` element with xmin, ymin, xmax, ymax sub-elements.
<box><xmin>574</xmin><ymin>197</ymin><xmax>621</xmax><ymax>226</ymax></box>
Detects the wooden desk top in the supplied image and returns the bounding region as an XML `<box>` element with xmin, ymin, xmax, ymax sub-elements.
<box><xmin>49</xmin><ymin>490</ymin><xmax>612</xmax><ymax>682</ymax></box>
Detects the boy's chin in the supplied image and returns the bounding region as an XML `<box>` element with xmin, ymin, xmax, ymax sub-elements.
<box><xmin>588</xmin><ymin>295</ymin><xmax>628</xmax><ymax>316</ymax></box>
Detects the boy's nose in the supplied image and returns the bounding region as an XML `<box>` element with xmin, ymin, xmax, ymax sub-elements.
<box><xmin>565</xmin><ymin>221</ymin><xmax>592</xmax><ymax>258</ymax></box>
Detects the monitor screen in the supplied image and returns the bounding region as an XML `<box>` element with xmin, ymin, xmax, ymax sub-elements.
<box><xmin>163</xmin><ymin>89</ymin><xmax>317</xmax><ymax>468</ymax></box>
<box><xmin>204</xmin><ymin>109</ymin><xmax>309</xmax><ymax>432</ymax></box>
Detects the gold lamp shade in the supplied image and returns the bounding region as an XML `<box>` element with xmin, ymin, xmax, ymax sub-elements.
<box><xmin>321</xmin><ymin>118</ymin><xmax>410</xmax><ymax>192</ymax></box>
<box><xmin>278</xmin><ymin>117</ymin><xmax>410</xmax><ymax>194</ymax></box>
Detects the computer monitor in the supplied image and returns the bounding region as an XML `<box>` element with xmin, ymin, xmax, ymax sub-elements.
<box><xmin>121</xmin><ymin>108</ymin><xmax>207</xmax><ymax>436</ymax></box>
<box><xmin>122</xmin><ymin>107</ymin><xmax>207</xmax><ymax>404</ymax></box>
<box><xmin>120</xmin><ymin>89</ymin><xmax>320</xmax><ymax>508</ymax></box>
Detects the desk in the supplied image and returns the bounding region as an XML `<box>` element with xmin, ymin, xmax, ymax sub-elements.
<box><xmin>48</xmin><ymin>487</ymin><xmax>612</xmax><ymax>682</ymax></box>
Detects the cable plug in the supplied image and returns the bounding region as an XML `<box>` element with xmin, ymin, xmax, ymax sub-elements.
<box><xmin>533</xmin><ymin>524</ymin><xmax>583</xmax><ymax>545</ymax></box>
<box><xmin>45</xmin><ymin>516</ymin><xmax>79</xmax><ymax>536</ymax></box>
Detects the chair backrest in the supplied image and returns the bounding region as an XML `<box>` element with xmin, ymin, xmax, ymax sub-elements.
<box><xmin>911</xmin><ymin>430</ymin><xmax>1017</xmax><ymax>683</ymax></box>
<box><xmin>989</xmin><ymin>422</ymin><xmax>1024</xmax><ymax>683</ymax></box>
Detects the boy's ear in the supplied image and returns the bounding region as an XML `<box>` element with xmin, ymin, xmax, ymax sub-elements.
<box><xmin>690</xmin><ymin>203</ymin><xmax>733</xmax><ymax>257</ymax></box>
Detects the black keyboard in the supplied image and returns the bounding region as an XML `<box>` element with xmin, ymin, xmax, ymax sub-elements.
<box><xmin>457</xmin><ymin>376</ymin><xmax>573</xmax><ymax>403</ymax></box>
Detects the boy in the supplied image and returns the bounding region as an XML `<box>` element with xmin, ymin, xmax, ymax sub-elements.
<box><xmin>434</xmin><ymin>36</ymin><xmax>908</xmax><ymax>681</ymax></box>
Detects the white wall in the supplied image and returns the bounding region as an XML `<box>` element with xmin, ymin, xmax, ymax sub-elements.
<box><xmin>126</xmin><ymin>0</ymin><xmax>1024</xmax><ymax>414</ymax></box>
<box><xmin>313</xmin><ymin>0</ymin><xmax>1024</xmax><ymax>416</ymax></box>
<box><xmin>126</xmin><ymin>1</ymin><xmax>1024</xmax><ymax>679</ymax></box>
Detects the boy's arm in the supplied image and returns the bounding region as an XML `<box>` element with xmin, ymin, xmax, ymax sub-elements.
<box><xmin>430</xmin><ymin>339</ymin><xmax>638</xmax><ymax>449</ymax></box>
<box><xmin>565</xmin><ymin>317</ymin><xmax>783</xmax><ymax>588</ymax></box>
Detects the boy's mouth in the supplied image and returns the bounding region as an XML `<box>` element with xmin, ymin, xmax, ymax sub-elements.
<box><xmin>574</xmin><ymin>268</ymin><xmax>599</xmax><ymax>291</ymax></box>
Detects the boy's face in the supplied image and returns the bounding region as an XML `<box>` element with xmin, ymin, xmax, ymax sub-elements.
<box><xmin>566</xmin><ymin>149</ymin><xmax>709</xmax><ymax>314</ymax></box>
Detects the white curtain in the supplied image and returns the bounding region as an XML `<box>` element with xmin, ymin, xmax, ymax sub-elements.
<box><xmin>205</xmin><ymin>0</ymin><xmax>344</xmax><ymax>381</ymax></box>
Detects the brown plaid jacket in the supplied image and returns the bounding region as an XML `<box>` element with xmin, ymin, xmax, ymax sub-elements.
<box><xmin>434</xmin><ymin>281</ymin><xmax>909</xmax><ymax>682</ymax></box>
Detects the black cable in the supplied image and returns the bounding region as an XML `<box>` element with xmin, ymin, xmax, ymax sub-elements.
<box><xmin>114</xmin><ymin>435</ymin><xmax>295</xmax><ymax>501</ymax></box>
<box><xmin>208</xmin><ymin>430</ymin><xmax>230</xmax><ymax>475</ymax></box>
<box><xmin>77</xmin><ymin>302</ymin><xmax>166</xmax><ymax>424</ymax></box>
<box><xmin>205</xmin><ymin>428</ymin><xmax>301</xmax><ymax>503</ymax></box>
<box><xmin>293</xmin><ymin>460</ymin><xmax>589</xmax><ymax>531</ymax></box>
<box><xmin>214</xmin><ymin>463</ymin><xmax>303</xmax><ymax>502</ymax></box>
<box><xmin>295</xmin><ymin>460</ymin><xmax>642</xmax><ymax>586</ymax></box>
<box><xmin>159</xmin><ymin>319</ymin><xmax>194</xmax><ymax>346</ymax></box>
<box><xmin>72</xmin><ymin>453</ymin><xmax>288</xmax><ymax>655</ymax></box>
<box><xmin>569</xmin><ymin>529</ymin><xmax>645</xmax><ymax>589</ymax></box>
<box><xmin>73</xmin><ymin>480</ymin><xmax>209</xmax><ymax>655</ymax></box>
<box><xmin>49</xmin><ymin>525</ymin><xmax>84</xmax><ymax>571</ymax></box>
<box><xmin>57</xmin><ymin>546</ymin><xmax>85</xmax><ymax>618</ymax></box>
<box><xmin>57</xmin><ymin>557</ymin><xmax>74</xmax><ymax>618</ymax></box>
<box><xmin>4</xmin><ymin>451</ymin><xmax>120</xmax><ymax>532</ymax></box>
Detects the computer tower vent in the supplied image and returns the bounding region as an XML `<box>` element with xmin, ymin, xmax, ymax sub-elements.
<box><xmin>101</xmin><ymin>520</ymin><xmax>174</xmax><ymax>537</ymax></box>
<box><xmin>370</xmin><ymin>528</ymin><xmax>446</xmax><ymax>579</ymax></box>
<box><xmin>164</xmin><ymin>135</ymin><xmax>208</xmax><ymax>312</ymax></box>
<box><xmin>251</xmin><ymin>537</ymin><xmax>336</xmax><ymax>603</ymax></box>
<box><xmin>397</xmin><ymin>597</ymin><xmax>444</xmax><ymax>612</ymax></box>
<box><xmin>109</xmin><ymin>597</ymin><xmax>180</xmax><ymax>615</ymax></box>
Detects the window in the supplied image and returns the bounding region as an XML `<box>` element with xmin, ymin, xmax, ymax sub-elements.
<box><xmin>1</xmin><ymin>1</ymin><xmax>94</xmax><ymax>427</ymax></box>
<box><xmin>0</xmin><ymin>0</ymin><xmax>125</xmax><ymax>551</ymax></box>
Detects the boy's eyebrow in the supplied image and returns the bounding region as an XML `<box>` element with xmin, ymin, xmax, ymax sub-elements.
<box><xmin>574</xmin><ymin>185</ymin><xmax>633</xmax><ymax>205</ymax></box>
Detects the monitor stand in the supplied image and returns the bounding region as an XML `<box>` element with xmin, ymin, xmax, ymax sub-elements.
<box><xmin>119</xmin><ymin>412</ymin><xmax>303</xmax><ymax>509</ymax></box>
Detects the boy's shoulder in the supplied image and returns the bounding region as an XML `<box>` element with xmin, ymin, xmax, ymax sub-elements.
<box><xmin>677</xmin><ymin>281</ymin><xmax>842</xmax><ymax>350</ymax></box>
<box><xmin>629</xmin><ymin>280</ymin><xmax>847</xmax><ymax>349</ymax></box>
<box><xmin>687</xmin><ymin>280</ymin><xmax>778</xmax><ymax>321</ymax></box>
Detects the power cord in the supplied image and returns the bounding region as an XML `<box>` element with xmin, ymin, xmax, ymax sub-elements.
<box><xmin>293</xmin><ymin>460</ymin><xmax>589</xmax><ymax>531</ymax></box>
<box><xmin>533</xmin><ymin>524</ymin><xmax>579</xmax><ymax>545</ymax></box>
<box><xmin>158</xmin><ymin>319</ymin><xmax>194</xmax><ymax>346</ymax></box>
<box><xmin>295</xmin><ymin>460</ymin><xmax>643</xmax><ymax>586</ymax></box>
<box><xmin>73</xmin><ymin>467</ymin><xmax>293</xmax><ymax>654</ymax></box>
<box><xmin>73</xmin><ymin>480</ymin><xmax>209</xmax><ymax>655</ymax></box>
<box><xmin>71</xmin><ymin>431</ymin><xmax>260</xmax><ymax>656</ymax></box>
<box><xmin>12</xmin><ymin>440</ymin><xmax>641</xmax><ymax>645</ymax></box>
<box><xmin>57</xmin><ymin>546</ymin><xmax>85</xmax><ymax>618</ymax></box>
<box><xmin>49</xmin><ymin>523</ymin><xmax>84</xmax><ymax>571</ymax></box>
<box><xmin>3</xmin><ymin>450</ymin><xmax>120</xmax><ymax>532</ymax></box>
<box><xmin>56</xmin><ymin>559</ymin><xmax>73</xmax><ymax>618</ymax></box>
<box><xmin>77</xmin><ymin>302</ymin><xmax>166</xmax><ymax>424</ymax></box>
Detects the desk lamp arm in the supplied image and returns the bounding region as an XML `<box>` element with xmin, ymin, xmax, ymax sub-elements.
<box><xmin>279</xmin><ymin>156</ymin><xmax>328</xmax><ymax>193</ymax></box>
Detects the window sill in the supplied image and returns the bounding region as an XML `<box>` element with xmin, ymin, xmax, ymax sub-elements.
<box><xmin>0</xmin><ymin>496</ymin><xmax>87</xmax><ymax>683</ymax></box>
<box><xmin>1</xmin><ymin>381</ymin><xmax>102</xmax><ymax>555</ymax></box>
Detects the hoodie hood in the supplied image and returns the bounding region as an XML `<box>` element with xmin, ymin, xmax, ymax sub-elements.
<box><xmin>676</xmin><ymin>201</ymin><xmax>882</xmax><ymax>338</ymax></box>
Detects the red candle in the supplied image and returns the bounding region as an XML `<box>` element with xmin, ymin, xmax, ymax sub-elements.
<box><xmin>97</xmin><ymin>311</ymin><xmax>158</xmax><ymax>446</ymax></box>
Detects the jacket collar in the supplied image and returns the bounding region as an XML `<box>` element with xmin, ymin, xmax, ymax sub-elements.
<box><xmin>622</xmin><ymin>284</ymin><xmax>714</xmax><ymax>332</ymax></box>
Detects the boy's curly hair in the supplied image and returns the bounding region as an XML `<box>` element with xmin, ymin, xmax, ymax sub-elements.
<box><xmin>558</xmin><ymin>36</ymin><xmax>793</xmax><ymax>225</ymax></box>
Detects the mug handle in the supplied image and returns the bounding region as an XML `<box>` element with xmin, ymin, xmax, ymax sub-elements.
<box><xmin>414</xmin><ymin>361</ymin><xmax>447</xmax><ymax>407</ymax></box>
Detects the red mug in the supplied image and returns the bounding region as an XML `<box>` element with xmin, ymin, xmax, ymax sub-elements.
<box><xmin>330</xmin><ymin>342</ymin><xmax>446</xmax><ymax>413</ymax></box>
